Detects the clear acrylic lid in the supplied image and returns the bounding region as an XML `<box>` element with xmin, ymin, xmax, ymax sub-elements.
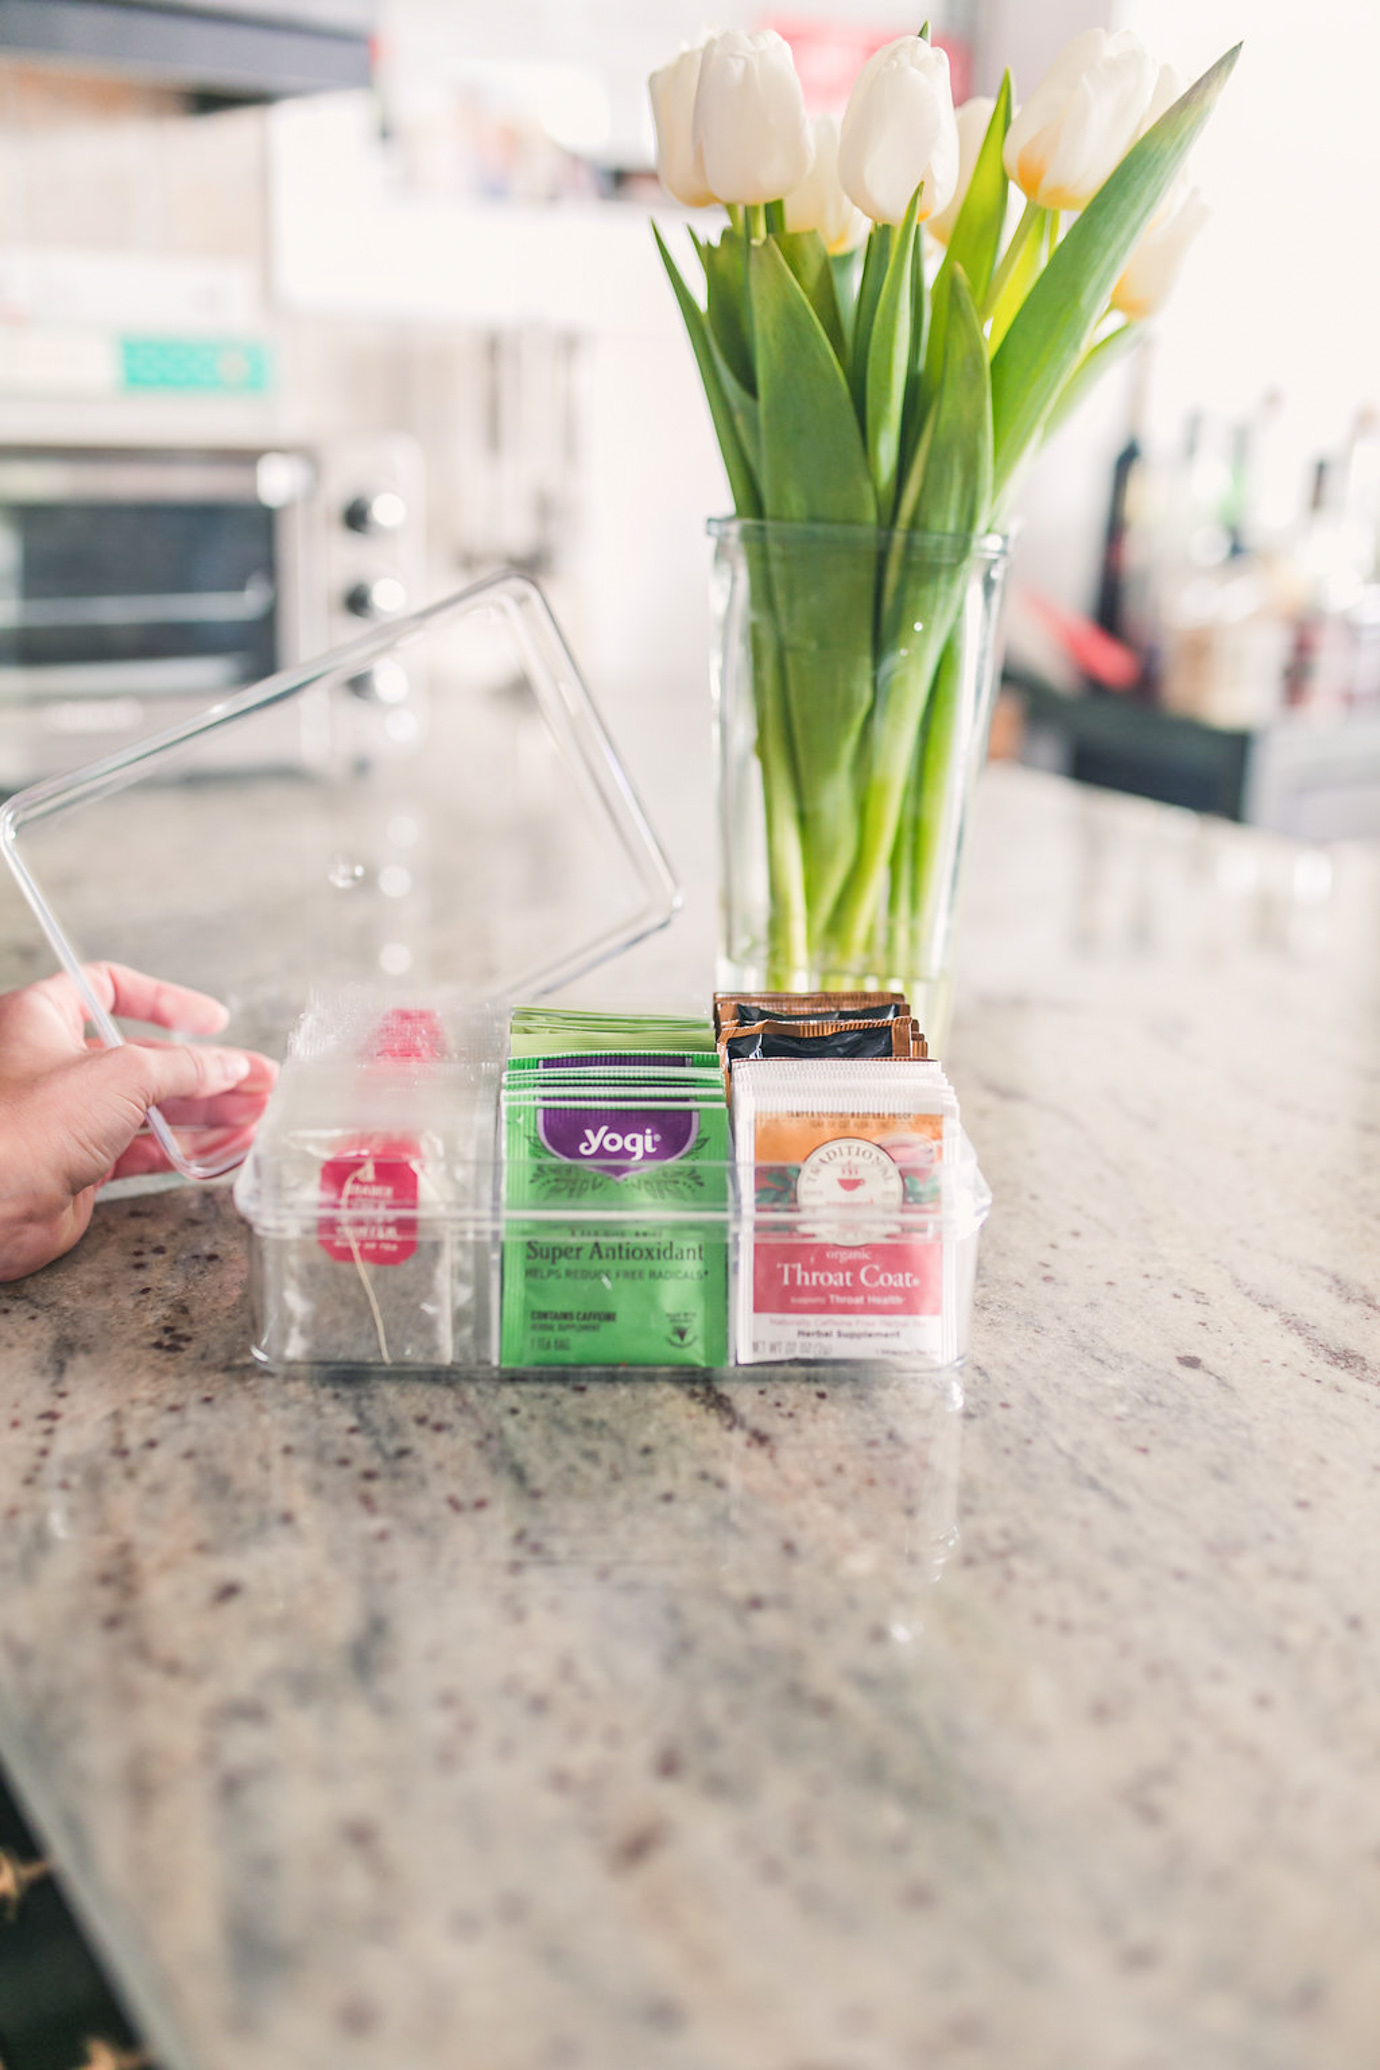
<box><xmin>0</xmin><ymin>572</ymin><xmax>680</xmax><ymax>1179</ymax></box>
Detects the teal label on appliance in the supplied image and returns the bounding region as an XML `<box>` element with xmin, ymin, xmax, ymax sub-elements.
<box><xmin>120</xmin><ymin>336</ymin><xmax>272</xmax><ymax>395</ymax></box>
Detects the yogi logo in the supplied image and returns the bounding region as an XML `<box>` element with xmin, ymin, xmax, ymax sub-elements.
<box><xmin>538</xmin><ymin>1106</ymin><xmax>699</xmax><ymax>1180</ymax></box>
<box><xmin>796</xmin><ymin>1137</ymin><xmax>903</xmax><ymax>1245</ymax></box>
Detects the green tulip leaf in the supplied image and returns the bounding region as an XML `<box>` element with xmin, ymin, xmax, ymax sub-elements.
<box><xmin>774</xmin><ymin>228</ymin><xmax>849</xmax><ymax>369</ymax></box>
<box><xmin>749</xmin><ymin>234</ymin><xmax>875</xmax><ymax>525</ymax></box>
<box><xmin>893</xmin><ymin>261</ymin><xmax>992</xmax><ymax>542</ymax></box>
<box><xmin>653</xmin><ymin>223</ymin><xmax>762</xmax><ymax>520</ymax></box>
<box><xmin>703</xmin><ymin>229</ymin><xmax>755</xmax><ymax>395</ymax></box>
<box><xmin>866</xmin><ymin>185</ymin><xmax>922</xmax><ymax>522</ymax></box>
<box><xmin>829</xmin><ymin>262</ymin><xmax>992</xmax><ymax>963</ymax></box>
<box><xmin>925</xmin><ymin>73</ymin><xmax>1011</xmax><ymax>396</ymax></box>
<box><xmin>1043</xmin><ymin>321</ymin><xmax>1141</xmax><ymax>443</ymax></box>
<box><xmin>829</xmin><ymin>245</ymin><xmax>864</xmax><ymax>356</ymax></box>
<box><xmin>899</xmin><ymin>202</ymin><xmax>930</xmax><ymax>487</ymax></box>
<box><xmin>750</xmin><ymin>235</ymin><xmax>879</xmax><ymax>925</ymax></box>
<box><xmin>850</xmin><ymin>223</ymin><xmax>891</xmax><ymax>426</ymax></box>
<box><xmin>986</xmin><ymin>201</ymin><xmax>1048</xmax><ymax>353</ymax></box>
<box><xmin>708</xmin><ymin>330</ymin><xmax>762</xmax><ymax>477</ymax></box>
<box><xmin>990</xmin><ymin>42</ymin><xmax>1240</xmax><ymax>505</ymax></box>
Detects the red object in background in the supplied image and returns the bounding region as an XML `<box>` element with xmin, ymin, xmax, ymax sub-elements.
<box><xmin>764</xmin><ymin>17</ymin><xmax>972</xmax><ymax>113</ymax></box>
<box><xmin>1018</xmin><ymin>588</ymin><xmax>1143</xmax><ymax>692</ymax></box>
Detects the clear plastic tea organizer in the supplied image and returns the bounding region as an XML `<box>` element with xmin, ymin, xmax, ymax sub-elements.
<box><xmin>0</xmin><ymin>571</ymin><xmax>990</xmax><ymax>1373</ymax></box>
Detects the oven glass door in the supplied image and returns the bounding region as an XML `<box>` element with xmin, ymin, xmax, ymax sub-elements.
<box><xmin>0</xmin><ymin>451</ymin><xmax>293</xmax><ymax>789</ymax></box>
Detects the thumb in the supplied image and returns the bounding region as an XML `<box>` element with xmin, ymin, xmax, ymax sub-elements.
<box><xmin>97</xmin><ymin>1040</ymin><xmax>254</xmax><ymax>1111</ymax></box>
<box><xmin>71</xmin><ymin>1043</ymin><xmax>255</xmax><ymax>1176</ymax></box>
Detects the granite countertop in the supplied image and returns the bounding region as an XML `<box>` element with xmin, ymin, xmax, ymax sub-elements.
<box><xmin>3</xmin><ymin>761</ymin><xmax>1380</xmax><ymax>2070</ymax></box>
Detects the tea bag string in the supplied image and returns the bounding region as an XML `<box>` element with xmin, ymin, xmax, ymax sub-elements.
<box><xmin>339</xmin><ymin>1164</ymin><xmax>391</xmax><ymax>1365</ymax></box>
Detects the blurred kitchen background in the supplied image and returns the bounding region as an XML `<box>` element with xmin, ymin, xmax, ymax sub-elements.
<box><xmin>2</xmin><ymin>0</ymin><xmax>1379</xmax><ymax>931</ymax></box>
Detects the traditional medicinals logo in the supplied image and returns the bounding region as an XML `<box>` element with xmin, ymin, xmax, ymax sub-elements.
<box><xmin>538</xmin><ymin>1105</ymin><xmax>699</xmax><ymax>1181</ymax></box>
<box><xmin>796</xmin><ymin>1136</ymin><xmax>903</xmax><ymax>1245</ymax></box>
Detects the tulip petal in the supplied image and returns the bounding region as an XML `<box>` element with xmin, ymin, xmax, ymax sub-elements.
<box><xmin>839</xmin><ymin>35</ymin><xmax>957</xmax><ymax>225</ymax></box>
<box><xmin>1003</xmin><ymin>28</ymin><xmax>1156</xmax><ymax>208</ymax></box>
<box><xmin>990</xmin><ymin>42</ymin><xmax>1240</xmax><ymax>507</ymax></box>
<box><xmin>650</xmin><ymin>47</ymin><xmax>717</xmax><ymax>207</ymax></box>
<box><xmin>694</xmin><ymin>29</ymin><xmax>814</xmax><ymax>206</ymax></box>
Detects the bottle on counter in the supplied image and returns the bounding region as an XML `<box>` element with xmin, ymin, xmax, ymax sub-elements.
<box><xmin>1157</xmin><ymin>403</ymin><xmax>1295</xmax><ymax>730</ymax></box>
<box><xmin>1094</xmin><ymin>342</ymin><xmax>1150</xmax><ymax>665</ymax></box>
<box><xmin>1282</xmin><ymin>410</ymin><xmax>1380</xmax><ymax>716</ymax></box>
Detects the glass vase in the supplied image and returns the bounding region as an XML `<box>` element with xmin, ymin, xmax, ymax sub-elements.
<box><xmin>709</xmin><ymin>518</ymin><xmax>1010</xmax><ymax>1049</ymax></box>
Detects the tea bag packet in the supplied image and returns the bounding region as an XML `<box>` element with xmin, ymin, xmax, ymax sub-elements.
<box><xmin>509</xmin><ymin>1007</ymin><xmax>717</xmax><ymax>1059</ymax></box>
<box><xmin>732</xmin><ymin>1059</ymin><xmax>960</xmax><ymax>1365</ymax></box>
<box><xmin>715</xmin><ymin>991</ymin><xmax>909</xmax><ymax>1034</ymax></box>
<box><xmin>721</xmin><ymin>1015</ymin><xmax>927</xmax><ymax>1070</ymax></box>
<box><xmin>500</xmin><ymin>1013</ymin><xmax>730</xmax><ymax>1367</ymax></box>
<box><xmin>240</xmin><ymin>990</ymin><xmax>495</xmax><ymax>1367</ymax></box>
<box><xmin>504</xmin><ymin>1053</ymin><xmax>722</xmax><ymax>1094</ymax></box>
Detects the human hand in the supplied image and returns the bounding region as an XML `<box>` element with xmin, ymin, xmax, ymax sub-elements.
<box><xmin>0</xmin><ymin>962</ymin><xmax>277</xmax><ymax>1282</ymax></box>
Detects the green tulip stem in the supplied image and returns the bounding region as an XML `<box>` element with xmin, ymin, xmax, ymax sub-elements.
<box><xmin>757</xmin><ymin>693</ymin><xmax>809</xmax><ymax>986</ymax></box>
<box><xmin>886</xmin><ymin>729</ymin><xmax>925</xmax><ymax>980</ymax></box>
<box><xmin>743</xmin><ymin>542</ymin><xmax>809</xmax><ymax>984</ymax></box>
<box><xmin>909</xmin><ymin>630</ymin><xmax>966</xmax><ymax>976</ymax></box>
<box><xmin>979</xmin><ymin>195</ymin><xmax>1044</xmax><ymax>322</ymax></box>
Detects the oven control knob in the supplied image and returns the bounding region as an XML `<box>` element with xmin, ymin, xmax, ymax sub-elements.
<box><xmin>345</xmin><ymin>577</ymin><xmax>407</xmax><ymax>620</ymax></box>
<box><xmin>344</xmin><ymin>489</ymin><xmax>407</xmax><ymax>535</ymax></box>
<box><xmin>346</xmin><ymin>659</ymin><xmax>409</xmax><ymax>704</ymax></box>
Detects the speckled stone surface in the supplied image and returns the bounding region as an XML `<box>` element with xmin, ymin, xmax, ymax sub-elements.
<box><xmin>3</xmin><ymin>763</ymin><xmax>1380</xmax><ymax>2070</ymax></box>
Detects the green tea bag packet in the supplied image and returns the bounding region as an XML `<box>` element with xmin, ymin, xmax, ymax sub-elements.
<box><xmin>731</xmin><ymin>1059</ymin><xmax>960</xmax><ymax>1365</ymax></box>
<box><xmin>504</xmin><ymin>1054</ymin><xmax>722</xmax><ymax>1094</ymax></box>
<box><xmin>501</xmin><ymin>1085</ymin><xmax>730</xmax><ymax>1368</ymax></box>
<box><xmin>508</xmin><ymin>1007</ymin><xmax>717</xmax><ymax>1059</ymax></box>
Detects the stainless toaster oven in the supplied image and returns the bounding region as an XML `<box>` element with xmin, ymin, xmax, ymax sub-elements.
<box><xmin>0</xmin><ymin>435</ymin><xmax>424</xmax><ymax>789</ymax></box>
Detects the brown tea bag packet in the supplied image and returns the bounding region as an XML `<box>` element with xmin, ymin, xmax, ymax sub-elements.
<box><xmin>713</xmin><ymin>990</ymin><xmax>909</xmax><ymax>1035</ymax></box>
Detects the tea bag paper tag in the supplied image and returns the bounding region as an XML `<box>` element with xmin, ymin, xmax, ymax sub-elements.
<box><xmin>318</xmin><ymin>1151</ymin><xmax>420</xmax><ymax>1266</ymax></box>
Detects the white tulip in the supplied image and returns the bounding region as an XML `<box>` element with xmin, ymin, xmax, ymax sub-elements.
<box><xmin>1138</xmin><ymin>63</ymin><xmax>1182</xmax><ymax>138</ymax></box>
<box><xmin>1111</xmin><ymin>185</ymin><xmax>1209</xmax><ymax>319</ymax></box>
<box><xmin>1003</xmin><ymin>28</ymin><xmax>1158</xmax><ymax>211</ymax></box>
<box><xmin>837</xmin><ymin>35</ymin><xmax>959</xmax><ymax>226</ymax></box>
<box><xmin>927</xmin><ymin>95</ymin><xmax>995</xmax><ymax>246</ymax></box>
<box><xmin>649</xmin><ymin>44</ymin><xmax>716</xmax><ymax>207</ymax></box>
<box><xmin>691</xmin><ymin>29</ymin><xmax>814</xmax><ymax>207</ymax></box>
<box><xmin>783</xmin><ymin>116</ymin><xmax>869</xmax><ymax>253</ymax></box>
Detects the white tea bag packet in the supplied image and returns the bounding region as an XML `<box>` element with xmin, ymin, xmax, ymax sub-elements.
<box><xmin>732</xmin><ymin>1059</ymin><xmax>961</xmax><ymax>1364</ymax></box>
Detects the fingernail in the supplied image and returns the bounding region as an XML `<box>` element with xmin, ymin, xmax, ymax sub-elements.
<box><xmin>209</xmin><ymin>1050</ymin><xmax>253</xmax><ymax>1087</ymax></box>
